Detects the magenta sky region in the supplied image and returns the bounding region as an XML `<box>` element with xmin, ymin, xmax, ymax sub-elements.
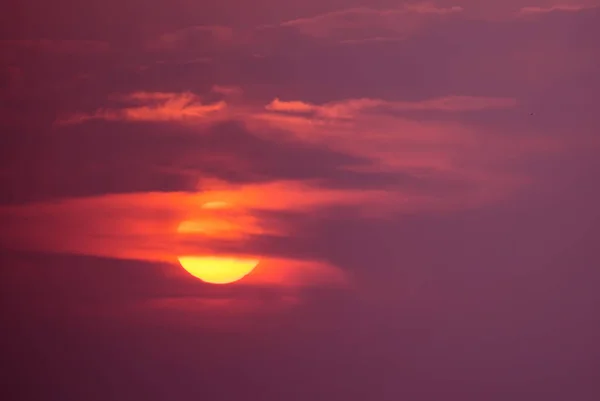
<box><xmin>1</xmin><ymin>1</ymin><xmax>599</xmax><ymax>400</ymax></box>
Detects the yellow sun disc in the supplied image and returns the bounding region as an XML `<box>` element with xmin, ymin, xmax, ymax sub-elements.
<box><xmin>177</xmin><ymin>256</ymin><xmax>259</xmax><ymax>284</ymax></box>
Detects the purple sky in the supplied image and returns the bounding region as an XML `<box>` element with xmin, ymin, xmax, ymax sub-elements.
<box><xmin>1</xmin><ymin>1</ymin><xmax>600</xmax><ymax>400</ymax></box>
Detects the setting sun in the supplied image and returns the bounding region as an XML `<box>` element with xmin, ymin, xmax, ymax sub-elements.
<box><xmin>177</xmin><ymin>256</ymin><xmax>259</xmax><ymax>284</ymax></box>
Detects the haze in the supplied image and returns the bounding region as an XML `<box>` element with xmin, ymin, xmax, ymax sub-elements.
<box><xmin>1</xmin><ymin>1</ymin><xmax>599</xmax><ymax>400</ymax></box>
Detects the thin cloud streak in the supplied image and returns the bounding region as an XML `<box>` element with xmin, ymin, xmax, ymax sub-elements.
<box><xmin>267</xmin><ymin>4</ymin><xmax>463</xmax><ymax>42</ymax></box>
<box><xmin>518</xmin><ymin>3</ymin><xmax>597</xmax><ymax>15</ymax></box>
<box><xmin>56</xmin><ymin>92</ymin><xmax>227</xmax><ymax>125</ymax></box>
<box><xmin>147</xmin><ymin>25</ymin><xmax>235</xmax><ymax>50</ymax></box>
<box><xmin>265</xmin><ymin>95</ymin><xmax>518</xmax><ymax>115</ymax></box>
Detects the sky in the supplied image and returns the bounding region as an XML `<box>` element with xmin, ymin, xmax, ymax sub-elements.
<box><xmin>1</xmin><ymin>1</ymin><xmax>600</xmax><ymax>400</ymax></box>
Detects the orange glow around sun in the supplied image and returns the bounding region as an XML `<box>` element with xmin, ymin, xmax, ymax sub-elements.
<box><xmin>177</xmin><ymin>256</ymin><xmax>259</xmax><ymax>284</ymax></box>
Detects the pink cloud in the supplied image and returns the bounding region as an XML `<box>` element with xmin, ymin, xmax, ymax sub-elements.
<box><xmin>50</xmin><ymin>89</ymin><xmax>552</xmax><ymax>218</ymax></box>
<box><xmin>265</xmin><ymin>95</ymin><xmax>517</xmax><ymax>117</ymax></box>
<box><xmin>275</xmin><ymin>4</ymin><xmax>463</xmax><ymax>42</ymax></box>
<box><xmin>56</xmin><ymin>92</ymin><xmax>226</xmax><ymax>125</ymax></box>
<box><xmin>211</xmin><ymin>85</ymin><xmax>243</xmax><ymax>97</ymax></box>
<box><xmin>405</xmin><ymin>2</ymin><xmax>464</xmax><ymax>14</ymax></box>
<box><xmin>250</xmin><ymin>94</ymin><xmax>556</xmax><ymax>211</ymax></box>
<box><xmin>265</xmin><ymin>98</ymin><xmax>317</xmax><ymax>113</ymax></box>
<box><xmin>148</xmin><ymin>25</ymin><xmax>234</xmax><ymax>50</ymax></box>
<box><xmin>390</xmin><ymin>96</ymin><xmax>518</xmax><ymax>111</ymax></box>
<box><xmin>518</xmin><ymin>3</ymin><xmax>595</xmax><ymax>15</ymax></box>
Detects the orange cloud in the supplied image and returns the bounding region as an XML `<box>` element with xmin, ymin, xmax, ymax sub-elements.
<box><xmin>0</xmin><ymin>180</ymin><xmax>387</xmax><ymax>287</ymax></box>
<box><xmin>265</xmin><ymin>95</ymin><xmax>516</xmax><ymax>117</ymax></box>
<box><xmin>56</xmin><ymin>92</ymin><xmax>226</xmax><ymax>125</ymax></box>
<box><xmin>241</xmin><ymin>258</ymin><xmax>347</xmax><ymax>287</ymax></box>
<box><xmin>265</xmin><ymin>98</ymin><xmax>316</xmax><ymax>113</ymax></box>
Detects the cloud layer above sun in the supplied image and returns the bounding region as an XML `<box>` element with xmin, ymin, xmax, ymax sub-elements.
<box><xmin>1</xmin><ymin>0</ymin><xmax>599</xmax><ymax>292</ymax></box>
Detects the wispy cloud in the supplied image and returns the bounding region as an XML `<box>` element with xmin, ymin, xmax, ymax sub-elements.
<box><xmin>251</xmin><ymin>94</ymin><xmax>555</xmax><ymax>211</ymax></box>
<box><xmin>517</xmin><ymin>3</ymin><xmax>596</xmax><ymax>15</ymax></box>
<box><xmin>56</xmin><ymin>92</ymin><xmax>226</xmax><ymax>125</ymax></box>
<box><xmin>211</xmin><ymin>84</ymin><xmax>243</xmax><ymax>97</ymax></box>
<box><xmin>261</xmin><ymin>95</ymin><xmax>523</xmax><ymax>174</ymax></box>
<box><xmin>266</xmin><ymin>95</ymin><xmax>517</xmax><ymax>116</ymax></box>
<box><xmin>275</xmin><ymin>4</ymin><xmax>463</xmax><ymax>42</ymax></box>
<box><xmin>404</xmin><ymin>2</ymin><xmax>464</xmax><ymax>14</ymax></box>
<box><xmin>48</xmin><ymin>88</ymin><xmax>549</xmax><ymax>216</ymax></box>
<box><xmin>147</xmin><ymin>25</ymin><xmax>235</xmax><ymax>50</ymax></box>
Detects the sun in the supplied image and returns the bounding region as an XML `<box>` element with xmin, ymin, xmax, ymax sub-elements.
<box><xmin>177</xmin><ymin>256</ymin><xmax>259</xmax><ymax>284</ymax></box>
<box><xmin>176</xmin><ymin>201</ymin><xmax>259</xmax><ymax>284</ymax></box>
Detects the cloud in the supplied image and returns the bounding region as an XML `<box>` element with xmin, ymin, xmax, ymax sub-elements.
<box><xmin>265</xmin><ymin>95</ymin><xmax>517</xmax><ymax>116</ymax></box>
<box><xmin>405</xmin><ymin>2</ymin><xmax>464</xmax><ymax>14</ymax></box>
<box><xmin>0</xmin><ymin>182</ymin><xmax>380</xmax><ymax>287</ymax></box>
<box><xmin>265</xmin><ymin>98</ymin><xmax>317</xmax><ymax>113</ymax></box>
<box><xmin>274</xmin><ymin>4</ymin><xmax>463</xmax><ymax>42</ymax></box>
<box><xmin>258</xmin><ymin>95</ymin><xmax>525</xmax><ymax>171</ymax></box>
<box><xmin>390</xmin><ymin>95</ymin><xmax>518</xmax><ymax>111</ymax></box>
<box><xmin>280</xmin><ymin>4</ymin><xmax>463</xmax><ymax>31</ymax></box>
<box><xmin>338</xmin><ymin>36</ymin><xmax>408</xmax><ymax>45</ymax></box>
<box><xmin>210</xmin><ymin>3</ymin><xmax>598</xmax><ymax>105</ymax></box>
<box><xmin>517</xmin><ymin>3</ymin><xmax>596</xmax><ymax>15</ymax></box>
<box><xmin>248</xmin><ymin>94</ymin><xmax>561</xmax><ymax>212</ymax></box>
<box><xmin>211</xmin><ymin>84</ymin><xmax>243</xmax><ymax>97</ymax></box>
<box><xmin>3</xmin><ymin>0</ymin><xmax>599</xmax><ymax>333</ymax></box>
<box><xmin>147</xmin><ymin>25</ymin><xmax>235</xmax><ymax>50</ymax></box>
<box><xmin>56</xmin><ymin>91</ymin><xmax>226</xmax><ymax>124</ymax></box>
<box><xmin>12</xmin><ymin>73</ymin><xmax>560</xmax><ymax>229</ymax></box>
<box><xmin>41</xmin><ymin>91</ymin><xmax>543</xmax><ymax>212</ymax></box>
<box><xmin>0</xmin><ymin>156</ymin><xmax>539</xmax><ymax>286</ymax></box>
<box><xmin>8</xmin><ymin>118</ymin><xmax>398</xmax><ymax>202</ymax></box>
